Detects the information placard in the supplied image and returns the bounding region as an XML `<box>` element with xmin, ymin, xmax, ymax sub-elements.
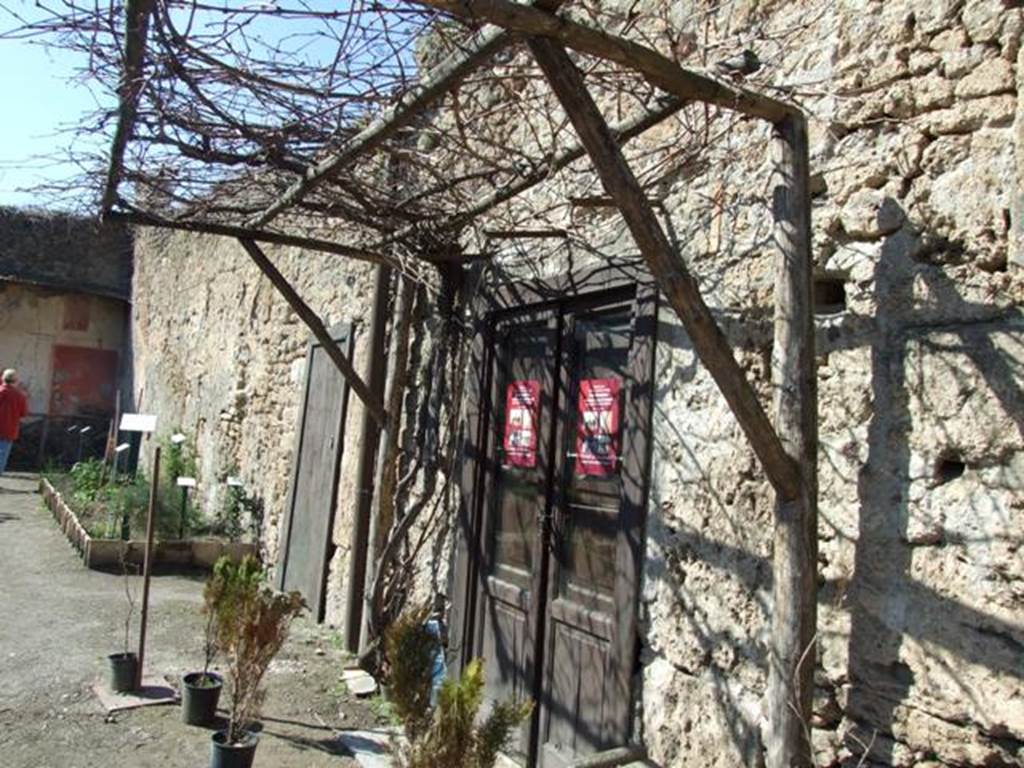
<box><xmin>503</xmin><ymin>379</ymin><xmax>540</xmax><ymax>468</ymax></box>
<box><xmin>575</xmin><ymin>378</ymin><xmax>621</xmax><ymax>477</ymax></box>
<box><xmin>120</xmin><ymin>413</ymin><xmax>158</xmax><ymax>433</ymax></box>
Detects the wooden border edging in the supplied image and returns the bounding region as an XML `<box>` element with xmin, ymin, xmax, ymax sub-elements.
<box><xmin>38</xmin><ymin>478</ymin><xmax>256</xmax><ymax>570</ymax></box>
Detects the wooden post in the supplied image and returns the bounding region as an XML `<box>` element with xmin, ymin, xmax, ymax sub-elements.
<box><xmin>344</xmin><ymin>263</ymin><xmax>391</xmax><ymax>652</ymax></box>
<box><xmin>528</xmin><ymin>39</ymin><xmax>801</xmax><ymax>500</ymax></box>
<box><xmin>135</xmin><ymin>445</ymin><xmax>160</xmax><ymax>690</ymax></box>
<box><xmin>237</xmin><ymin>238</ymin><xmax>387</xmax><ymax>429</ymax></box>
<box><xmin>766</xmin><ymin>114</ymin><xmax>818</xmax><ymax>768</ymax></box>
<box><xmin>358</xmin><ymin>275</ymin><xmax>416</xmax><ymax>654</ymax></box>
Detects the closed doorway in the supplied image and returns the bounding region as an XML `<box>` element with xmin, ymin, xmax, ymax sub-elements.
<box><xmin>276</xmin><ymin>324</ymin><xmax>353</xmax><ymax>621</ymax></box>
<box><xmin>457</xmin><ymin>282</ymin><xmax>656</xmax><ymax>767</ymax></box>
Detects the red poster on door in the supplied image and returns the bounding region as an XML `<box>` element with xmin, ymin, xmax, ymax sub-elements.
<box><xmin>575</xmin><ymin>378</ymin><xmax>621</xmax><ymax>476</ymax></box>
<box><xmin>503</xmin><ymin>379</ymin><xmax>540</xmax><ymax>468</ymax></box>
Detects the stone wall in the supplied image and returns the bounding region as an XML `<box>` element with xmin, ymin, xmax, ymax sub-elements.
<box><xmin>575</xmin><ymin>1</ymin><xmax>1023</xmax><ymax>766</ymax></box>
<box><xmin>0</xmin><ymin>207</ymin><xmax>133</xmax><ymax>299</ymax></box>
<box><xmin>130</xmin><ymin>227</ymin><xmax>377</xmax><ymax>625</ymax></box>
<box><xmin>125</xmin><ymin>1</ymin><xmax>1024</xmax><ymax>765</ymax></box>
<box><xmin>0</xmin><ymin>281</ymin><xmax>128</xmax><ymax>414</ymax></box>
<box><xmin>444</xmin><ymin>0</ymin><xmax>1023</xmax><ymax>765</ymax></box>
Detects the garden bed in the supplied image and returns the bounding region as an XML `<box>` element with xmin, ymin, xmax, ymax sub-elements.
<box><xmin>39</xmin><ymin>477</ymin><xmax>255</xmax><ymax>570</ymax></box>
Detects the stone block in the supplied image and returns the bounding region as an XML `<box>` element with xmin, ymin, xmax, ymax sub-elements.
<box><xmin>953</xmin><ymin>56</ymin><xmax>1015</xmax><ymax>98</ymax></box>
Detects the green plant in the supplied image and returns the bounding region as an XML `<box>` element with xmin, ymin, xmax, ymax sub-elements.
<box><xmin>385</xmin><ymin>608</ymin><xmax>532</xmax><ymax>768</ymax></box>
<box><xmin>396</xmin><ymin>659</ymin><xmax>532</xmax><ymax>768</ymax></box>
<box><xmin>208</xmin><ymin>555</ymin><xmax>305</xmax><ymax>744</ymax></box>
<box><xmin>384</xmin><ymin>606</ymin><xmax>438</xmax><ymax>740</ymax></box>
<box><xmin>69</xmin><ymin>458</ymin><xmax>105</xmax><ymax>505</ymax></box>
<box><xmin>216</xmin><ymin>480</ymin><xmax>264</xmax><ymax>543</ymax></box>
<box><xmin>158</xmin><ymin>433</ymin><xmax>200</xmax><ymax>538</ymax></box>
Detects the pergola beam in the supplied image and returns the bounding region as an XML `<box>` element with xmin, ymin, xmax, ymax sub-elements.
<box><xmin>238</xmin><ymin>239</ymin><xmax>387</xmax><ymax>428</ymax></box>
<box><xmin>416</xmin><ymin>0</ymin><xmax>796</xmax><ymax>122</ymax></box>
<box><xmin>528</xmin><ymin>39</ymin><xmax>801</xmax><ymax>500</ymax></box>
<box><xmin>107</xmin><ymin>210</ymin><xmax>391</xmax><ymax>265</ymax></box>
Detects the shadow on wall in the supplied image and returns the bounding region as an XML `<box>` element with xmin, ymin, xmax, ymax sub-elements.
<box><xmin>643</xmin><ymin>196</ymin><xmax>1024</xmax><ymax>766</ymax></box>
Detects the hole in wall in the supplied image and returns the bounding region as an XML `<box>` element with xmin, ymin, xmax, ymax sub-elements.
<box><xmin>814</xmin><ymin>273</ymin><xmax>848</xmax><ymax>315</ymax></box>
<box><xmin>934</xmin><ymin>452</ymin><xmax>966</xmax><ymax>485</ymax></box>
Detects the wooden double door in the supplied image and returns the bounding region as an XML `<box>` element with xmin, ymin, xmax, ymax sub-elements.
<box><xmin>464</xmin><ymin>286</ymin><xmax>654</xmax><ymax>767</ymax></box>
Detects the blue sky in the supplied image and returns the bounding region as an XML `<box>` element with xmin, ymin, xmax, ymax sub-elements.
<box><xmin>0</xmin><ymin>2</ymin><xmax>110</xmax><ymax>210</ymax></box>
<box><xmin>0</xmin><ymin>1</ymin><xmax>428</xmax><ymax>213</ymax></box>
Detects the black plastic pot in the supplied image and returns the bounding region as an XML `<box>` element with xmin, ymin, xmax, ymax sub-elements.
<box><xmin>182</xmin><ymin>672</ymin><xmax>223</xmax><ymax>725</ymax></box>
<box><xmin>108</xmin><ymin>652</ymin><xmax>138</xmax><ymax>693</ymax></box>
<box><xmin>211</xmin><ymin>729</ymin><xmax>259</xmax><ymax>768</ymax></box>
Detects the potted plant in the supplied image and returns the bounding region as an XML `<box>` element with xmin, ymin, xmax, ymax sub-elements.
<box><xmin>181</xmin><ymin>567</ymin><xmax>226</xmax><ymax>725</ymax></box>
<box><xmin>208</xmin><ymin>555</ymin><xmax>304</xmax><ymax>768</ymax></box>
<box><xmin>108</xmin><ymin>554</ymin><xmax>138</xmax><ymax>692</ymax></box>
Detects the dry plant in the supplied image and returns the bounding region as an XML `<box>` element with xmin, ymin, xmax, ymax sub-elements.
<box><xmin>119</xmin><ymin>549</ymin><xmax>139</xmax><ymax>655</ymax></box>
<box><xmin>208</xmin><ymin>555</ymin><xmax>305</xmax><ymax>743</ymax></box>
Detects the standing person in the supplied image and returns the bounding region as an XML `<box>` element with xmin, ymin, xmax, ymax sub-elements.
<box><xmin>0</xmin><ymin>369</ymin><xmax>29</xmax><ymax>475</ymax></box>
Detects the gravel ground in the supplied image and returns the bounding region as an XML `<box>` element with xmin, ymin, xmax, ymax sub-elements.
<box><xmin>0</xmin><ymin>473</ymin><xmax>384</xmax><ymax>768</ymax></box>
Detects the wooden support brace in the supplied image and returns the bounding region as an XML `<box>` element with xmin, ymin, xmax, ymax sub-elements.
<box><xmin>415</xmin><ymin>0</ymin><xmax>795</xmax><ymax>122</ymax></box>
<box><xmin>528</xmin><ymin>39</ymin><xmax>801</xmax><ymax>500</ymax></box>
<box><xmin>766</xmin><ymin>115</ymin><xmax>818</xmax><ymax>768</ymax></box>
<box><xmin>237</xmin><ymin>239</ymin><xmax>387</xmax><ymax>429</ymax></box>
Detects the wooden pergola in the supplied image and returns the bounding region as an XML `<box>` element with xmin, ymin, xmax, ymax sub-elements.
<box><xmin>84</xmin><ymin>0</ymin><xmax>818</xmax><ymax>764</ymax></box>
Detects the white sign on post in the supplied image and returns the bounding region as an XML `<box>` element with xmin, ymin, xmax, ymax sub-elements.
<box><xmin>120</xmin><ymin>413</ymin><xmax>158</xmax><ymax>433</ymax></box>
<box><xmin>170</xmin><ymin>433</ymin><xmax>187</xmax><ymax>444</ymax></box>
<box><xmin>176</xmin><ymin>476</ymin><xmax>197</xmax><ymax>488</ymax></box>
<box><xmin>226</xmin><ymin>476</ymin><xmax>244</xmax><ymax>488</ymax></box>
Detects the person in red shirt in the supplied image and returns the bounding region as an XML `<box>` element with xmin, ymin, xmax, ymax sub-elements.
<box><xmin>0</xmin><ymin>369</ymin><xmax>29</xmax><ymax>475</ymax></box>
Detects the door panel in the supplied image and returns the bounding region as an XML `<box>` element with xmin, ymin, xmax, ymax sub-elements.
<box><xmin>539</xmin><ymin>304</ymin><xmax>634</xmax><ymax>766</ymax></box>
<box><xmin>277</xmin><ymin>327</ymin><xmax>352</xmax><ymax>621</ymax></box>
<box><xmin>476</xmin><ymin>312</ymin><xmax>559</xmax><ymax>759</ymax></box>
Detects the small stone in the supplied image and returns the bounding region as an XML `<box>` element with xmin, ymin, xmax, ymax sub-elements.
<box><xmin>962</xmin><ymin>0</ymin><xmax>1007</xmax><ymax>44</ymax></box>
<box><xmin>929</xmin><ymin>27</ymin><xmax>968</xmax><ymax>52</ymax></box>
<box><xmin>954</xmin><ymin>57</ymin><xmax>1015</xmax><ymax>98</ymax></box>
<box><xmin>941</xmin><ymin>44</ymin><xmax>989</xmax><ymax>79</ymax></box>
<box><xmin>840</xmin><ymin>189</ymin><xmax>905</xmax><ymax>239</ymax></box>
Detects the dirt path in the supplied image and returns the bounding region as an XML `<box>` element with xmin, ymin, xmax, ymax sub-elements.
<box><xmin>0</xmin><ymin>473</ymin><xmax>383</xmax><ymax>768</ymax></box>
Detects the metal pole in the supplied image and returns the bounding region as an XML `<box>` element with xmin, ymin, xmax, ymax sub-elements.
<box><xmin>136</xmin><ymin>445</ymin><xmax>161</xmax><ymax>690</ymax></box>
<box><xmin>179</xmin><ymin>486</ymin><xmax>188</xmax><ymax>540</ymax></box>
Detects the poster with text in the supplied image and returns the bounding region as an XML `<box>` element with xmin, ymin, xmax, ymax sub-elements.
<box><xmin>575</xmin><ymin>378</ymin><xmax>621</xmax><ymax>476</ymax></box>
<box><xmin>503</xmin><ymin>379</ymin><xmax>540</xmax><ymax>468</ymax></box>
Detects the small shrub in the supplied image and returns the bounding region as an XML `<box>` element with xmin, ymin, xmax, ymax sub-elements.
<box><xmin>69</xmin><ymin>458</ymin><xmax>105</xmax><ymax>504</ymax></box>
<box><xmin>208</xmin><ymin>555</ymin><xmax>305</xmax><ymax>743</ymax></box>
<box><xmin>386</xmin><ymin>609</ymin><xmax>532</xmax><ymax>768</ymax></box>
<box><xmin>396</xmin><ymin>659</ymin><xmax>532</xmax><ymax>768</ymax></box>
<box><xmin>384</xmin><ymin>606</ymin><xmax>438</xmax><ymax>740</ymax></box>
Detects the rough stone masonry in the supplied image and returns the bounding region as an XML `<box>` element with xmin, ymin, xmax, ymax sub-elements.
<box><xmin>130</xmin><ymin>1</ymin><xmax>1022</xmax><ymax>766</ymax></box>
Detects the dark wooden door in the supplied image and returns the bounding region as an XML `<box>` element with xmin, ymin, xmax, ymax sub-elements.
<box><xmin>276</xmin><ymin>325</ymin><xmax>353</xmax><ymax>621</ymax></box>
<box><xmin>476</xmin><ymin>309</ymin><xmax>560</xmax><ymax>762</ymax></box>
<box><xmin>538</xmin><ymin>302</ymin><xmax>639</xmax><ymax>767</ymax></box>
<box><xmin>469</xmin><ymin>289</ymin><xmax>653</xmax><ymax>767</ymax></box>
